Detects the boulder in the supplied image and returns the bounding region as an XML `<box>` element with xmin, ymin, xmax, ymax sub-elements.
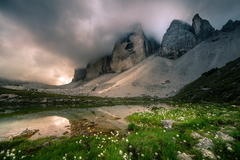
<box><xmin>221</xmin><ymin>19</ymin><xmax>240</xmax><ymax>32</ymax></box>
<box><xmin>215</xmin><ymin>131</ymin><xmax>235</xmax><ymax>141</ymax></box>
<box><xmin>192</xmin><ymin>14</ymin><xmax>215</xmax><ymax>44</ymax></box>
<box><xmin>5</xmin><ymin>128</ymin><xmax>39</xmax><ymax>140</ymax></box>
<box><xmin>161</xmin><ymin>119</ymin><xmax>177</xmax><ymax>130</ymax></box>
<box><xmin>159</xmin><ymin>20</ymin><xmax>196</xmax><ymax>59</ymax></box>
<box><xmin>85</xmin><ymin>55</ymin><xmax>112</xmax><ymax>80</ymax></box>
<box><xmin>110</xmin><ymin>24</ymin><xmax>159</xmax><ymax>73</ymax></box>
<box><xmin>191</xmin><ymin>132</ymin><xmax>203</xmax><ymax>139</ymax></box>
<box><xmin>72</xmin><ymin>68</ymin><xmax>86</xmax><ymax>82</ymax></box>
<box><xmin>195</xmin><ymin>137</ymin><xmax>214</xmax><ymax>149</ymax></box>
<box><xmin>201</xmin><ymin>148</ymin><xmax>216</xmax><ymax>159</ymax></box>
<box><xmin>177</xmin><ymin>152</ymin><xmax>193</xmax><ymax>160</ymax></box>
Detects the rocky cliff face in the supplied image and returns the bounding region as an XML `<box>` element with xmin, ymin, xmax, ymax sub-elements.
<box><xmin>72</xmin><ymin>68</ymin><xmax>86</xmax><ymax>82</ymax></box>
<box><xmin>221</xmin><ymin>19</ymin><xmax>240</xmax><ymax>32</ymax></box>
<box><xmin>110</xmin><ymin>24</ymin><xmax>159</xmax><ymax>73</ymax></box>
<box><xmin>72</xmin><ymin>24</ymin><xmax>159</xmax><ymax>81</ymax></box>
<box><xmin>159</xmin><ymin>20</ymin><xmax>196</xmax><ymax>59</ymax></box>
<box><xmin>85</xmin><ymin>56</ymin><xmax>111</xmax><ymax>80</ymax></box>
<box><xmin>192</xmin><ymin>14</ymin><xmax>215</xmax><ymax>44</ymax></box>
<box><xmin>158</xmin><ymin>14</ymin><xmax>215</xmax><ymax>59</ymax></box>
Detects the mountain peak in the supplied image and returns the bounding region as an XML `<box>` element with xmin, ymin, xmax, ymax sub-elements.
<box><xmin>221</xmin><ymin>19</ymin><xmax>240</xmax><ymax>32</ymax></box>
<box><xmin>192</xmin><ymin>13</ymin><xmax>215</xmax><ymax>44</ymax></box>
<box><xmin>192</xmin><ymin>13</ymin><xmax>201</xmax><ymax>21</ymax></box>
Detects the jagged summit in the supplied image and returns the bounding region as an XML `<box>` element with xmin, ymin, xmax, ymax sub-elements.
<box><xmin>192</xmin><ymin>13</ymin><xmax>215</xmax><ymax>44</ymax></box>
<box><xmin>158</xmin><ymin>14</ymin><xmax>216</xmax><ymax>59</ymax></box>
<box><xmin>221</xmin><ymin>19</ymin><xmax>240</xmax><ymax>32</ymax></box>
<box><xmin>158</xmin><ymin>19</ymin><xmax>196</xmax><ymax>59</ymax></box>
<box><xmin>70</xmin><ymin>13</ymin><xmax>240</xmax><ymax>95</ymax></box>
<box><xmin>110</xmin><ymin>23</ymin><xmax>159</xmax><ymax>73</ymax></box>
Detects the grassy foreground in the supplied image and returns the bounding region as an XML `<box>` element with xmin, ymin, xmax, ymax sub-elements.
<box><xmin>0</xmin><ymin>102</ymin><xmax>239</xmax><ymax>160</ymax></box>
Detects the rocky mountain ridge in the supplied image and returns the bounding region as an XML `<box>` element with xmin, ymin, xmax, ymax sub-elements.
<box><xmin>3</xmin><ymin>13</ymin><xmax>240</xmax><ymax>99</ymax></box>
<box><xmin>73</xmin><ymin>14</ymin><xmax>240</xmax><ymax>84</ymax></box>
<box><xmin>158</xmin><ymin>14</ymin><xmax>216</xmax><ymax>59</ymax></box>
<box><xmin>35</xmin><ymin>24</ymin><xmax>240</xmax><ymax>97</ymax></box>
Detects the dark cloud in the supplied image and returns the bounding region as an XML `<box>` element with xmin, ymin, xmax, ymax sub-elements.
<box><xmin>0</xmin><ymin>0</ymin><xmax>240</xmax><ymax>85</ymax></box>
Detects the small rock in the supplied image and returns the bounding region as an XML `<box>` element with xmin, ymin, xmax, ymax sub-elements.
<box><xmin>161</xmin><ymin>119</ymin><xmax>177</xmax><ymax>130</ymax></box>
<box><xmin>63</xmin><ymin>131</ymin><xmax>69</xmax><ymax>135</ymax></box>
<box><xmin>177</xmin><ymin>152</ymin><xmax>193</xmax><ymax>160</ymax></box>
<box><xmin>52</xmin><ymin>137</ymin><xmax>62</xmax><ymax>141</ymax></box>
<box><xmin>42</xmin><ymin>142</ymin><xmax>51</xmax><ymax>147</ymax></box>
<box><xmin>201</xmin><ymin>148</ymin><xmax>216</xmax><ymax>159</ymax></box>
<box><xmin>229</xmin><ymin>126</ymin><xmax>236</xmax><ymax>130</ymax></box>
<box><xmin>215</xmin><ymin>131</ymin><xmax>235</xmax><ymax>141</ymax></box>
<box><xmin>191</xmin><ymin>133</ymin><xmax>203</xmax><ymax>139</ymax></box>
<box><xmin>81</xmin><ymin>130</ymin><xmax>90</xmax><ymax>135</ymax></box>
<box><xmin>114</xmin><ymin>117</ymin><xmax>121</xmax><ymax>120</ymax></box>
<box><xmin>88</xmin><ymin>124</ymin><xmax>98</xmax><ymax>127</ymax></box>
<box><xmin>195</xmin><ymin>137</ymin><xmax>214</xmax><ymax>149</ymax></box>
<box><xmin>4</xmin><ymin>136</ymin><xmax>13</xmax><ymax>141</ymax></box>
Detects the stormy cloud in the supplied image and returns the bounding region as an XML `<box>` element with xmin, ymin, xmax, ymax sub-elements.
<box><xmin>0</xmin><ymin>0</ymin><xmax>239</xmax><ymax>85</ymax></box>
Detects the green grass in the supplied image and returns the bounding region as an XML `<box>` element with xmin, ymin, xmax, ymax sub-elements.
<box><xmin>0</xmin><ymin>102</ymin><xmax>239</xmax><ymax>159</ymax></box>
<box><xmin>1</xmin><ymin>56</ymin><xmax>240</xmax><ymax>159</ymax></box>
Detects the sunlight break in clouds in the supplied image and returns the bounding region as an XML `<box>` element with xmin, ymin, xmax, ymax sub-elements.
<box><xmin>0</xmin><ymin>0</ymin><xmax>240</xmax><ymax>85</ymax></box>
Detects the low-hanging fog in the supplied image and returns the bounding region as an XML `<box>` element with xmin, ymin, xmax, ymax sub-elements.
<box><xmin>0</xmin><ymin>0</ymin><xmax>239</xmax><ymax>85</ymax></box>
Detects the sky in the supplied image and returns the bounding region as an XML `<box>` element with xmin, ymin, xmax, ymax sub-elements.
<box><xmin>0</xmin><ymin>0</ymin><xmax>240</xmax><ymax>85</ymax></box>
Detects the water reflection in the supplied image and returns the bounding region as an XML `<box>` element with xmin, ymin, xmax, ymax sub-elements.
<box><xmin>0</xmin><ymin>116</ymin><xmax>70</xmax><ymax>140</ymax></box>
<box><xmin>0</xmin><ymin>105</ymin><xmax>150</xmax><ymax>141</ymax></box>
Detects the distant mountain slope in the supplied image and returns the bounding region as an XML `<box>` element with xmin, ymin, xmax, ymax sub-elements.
<box><xmin>173</xmin><ymin>57</ymin><xmax>240</xmax><ymax>104</ymax></box>
<box><xmin>89</xmin><ymin>26</ymin><xmax>240</xmax><ymax>97</ymax></box>
<box><xmin>33</xmin><ymin>26</ymin><xmax>240</xmax><ymax>97</ymax></box>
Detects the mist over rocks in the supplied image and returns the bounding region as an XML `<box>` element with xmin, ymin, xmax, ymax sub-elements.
<box><xmin>73</xmin><ymin>24</ymin><xmax>159</xmax><ymax>81</ymax></box>
<box><xmin>72</xmin><ymin>68</ymin><xmax>86</xmax><ymax>82</ymax></box>
<box><xmin>110</xmin><ymin>24</ymin><xmax>159</xmax><ymax>73</ymax></box>
<box><xmin>159</xmin><ymin>20</ymin><xmax>196</xmax><ymax>59</ymax></box>
<box><xmin>85</xmin><ymin>56</ymin><xmax>112</xmax><ymax>81</ymax></box>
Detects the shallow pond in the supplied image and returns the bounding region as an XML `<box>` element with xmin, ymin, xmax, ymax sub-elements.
<box><xmin>0</xmin><ymin>105</ymin><xmax>150</xmax><ymax>141</ymax></box>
